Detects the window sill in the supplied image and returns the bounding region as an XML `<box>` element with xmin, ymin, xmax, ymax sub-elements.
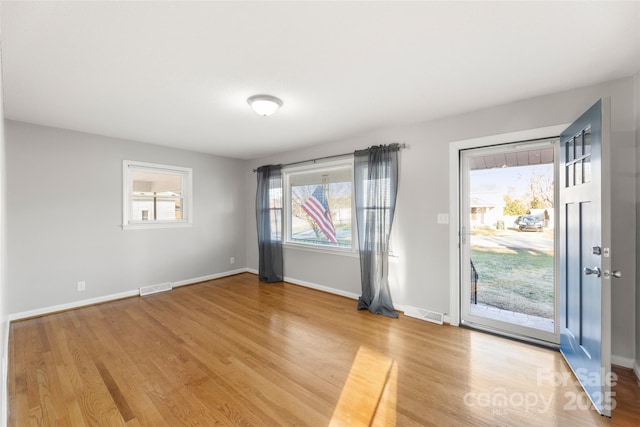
<box><xmin>122</xmin><ymin>222</ymin><xmax>193</xmax><ymax>231</ymax></box>
<box><xmin>283</xmin><ymin>242</ymin><xmax>359</xmax><ymax>258</ymax></box>
<box><xmin>283</xmin><ymin>243</ymin><xmax>400</xmax><ymax>260</ymax></box>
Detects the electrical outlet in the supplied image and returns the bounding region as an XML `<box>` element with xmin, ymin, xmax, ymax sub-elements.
<box><xmin>230</xmin><ymin>257</ymin><xmax>235</xmax><ymax>265</ymax></box>
<box><xmin>77</xmin><ymin>281</ymin><xmax>86</xmax><ymax>291</ymax></box>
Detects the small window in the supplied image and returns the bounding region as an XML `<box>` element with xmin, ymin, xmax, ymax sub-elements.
<box><xmin>123</xmin><ymin>160</ymin><xmax>192</xmax><ymax>230</ymax></box>
<box><xmin>284</xmin><ymin>161</ymin><xmax>353</xmax><ymax>250</ymax></box>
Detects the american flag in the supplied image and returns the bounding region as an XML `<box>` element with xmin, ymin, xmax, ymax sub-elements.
<box><xmin>301</xmin><ymin>186</ymin><xmax>337</xmax><ymax>243</ymax></box>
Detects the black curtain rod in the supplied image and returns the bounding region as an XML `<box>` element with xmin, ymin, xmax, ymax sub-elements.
<box><xmin>252</xmin><ymin>143</ymin><xmax>406</xmax><ymax>172</ymax></box>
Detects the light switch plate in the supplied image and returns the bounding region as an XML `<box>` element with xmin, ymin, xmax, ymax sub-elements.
<box><xmin>437</xmin><ymin>213</ymin><xmax>449</xmax><ymax>224</ymax></box>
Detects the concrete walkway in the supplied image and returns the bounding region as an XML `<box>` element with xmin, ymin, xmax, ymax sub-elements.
<box><xmin>470</xmin><ymin>302</ymin><xmax>554</xmax><ymax>333</ymax></box>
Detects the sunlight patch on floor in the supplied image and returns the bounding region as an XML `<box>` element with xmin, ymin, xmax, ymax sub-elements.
<box><xmin>330</xmin><ymin>346</ymin><xmax>397</xmax><ymax>426</ymax></box>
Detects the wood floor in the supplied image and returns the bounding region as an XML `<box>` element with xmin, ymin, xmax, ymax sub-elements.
<box><xmin>8</xmin><ymin>272</ymin><xmax>640</xmax><ymax>426</ymax></box>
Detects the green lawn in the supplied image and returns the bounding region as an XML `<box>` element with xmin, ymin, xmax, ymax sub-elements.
<box><xmin>471</xmin><ymin>248</ymin><xmax>554</xmax><ymax>319</ymax></box>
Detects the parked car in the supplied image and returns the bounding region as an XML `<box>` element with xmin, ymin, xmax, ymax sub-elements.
<box><xmin>515</xmin><ymin>215</ymin><xmax>543</xmax><ymax>232</ymax></box>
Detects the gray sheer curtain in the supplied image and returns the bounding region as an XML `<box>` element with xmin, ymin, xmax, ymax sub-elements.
<box><xmin>256</xmin><ymin>165</ymin><xmax>283</xmax><ymax>283</ymax></box>
<box><xmin>354</xmin><ymin>144</ymin><xmax>400</xmax><ymax>317</ymax></box>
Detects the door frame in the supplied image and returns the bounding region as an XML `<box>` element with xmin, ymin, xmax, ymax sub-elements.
<box><xmin>448</xmin><ymin>124</ymin><xmax>569</xmax><ymax>327</ymax></box>
<box><xmin>459</xmin><ymin>139</ymin><xmax>559</xmax><ymax>344</ymax></box>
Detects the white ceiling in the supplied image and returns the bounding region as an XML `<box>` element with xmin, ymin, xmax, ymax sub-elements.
<box><xmin>2</xmin><ymin>1</ymin><xmax>639</xmax><ymax>160</ymax></box>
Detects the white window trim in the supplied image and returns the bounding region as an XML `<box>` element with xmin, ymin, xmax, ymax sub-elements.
<box><xmin>122</xmin><ymin>160</ymin><xmax>193</xmax><ymax>230</ymax></box>
<box><xmin>283</xmin><ymin>158</ymin><xmax>358</xmax><ymax>255</ymax></box>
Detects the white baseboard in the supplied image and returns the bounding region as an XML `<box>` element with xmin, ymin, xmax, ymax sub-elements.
<box><xmin>8</xmin><ymin>269</ymin><xmax>248</xmax><ymax>321</ymax></box>
<box><xmin>249</xmin><ymin>270</ymin><xmax>452</xmax><ymax>323</ymax></box>
<box><xmin>246</xmin><ymin>269</ymin><xmax>361</xmax><ymax>300</ymax></box>
<box><xmin>283</xmin><ymin>275</ymin><xmax>360</xmax><ymax>300</ymax></box>
<box><xmin>171</xmin><ymin>268</ymin><xmax>248</xmax><ymax>287</ymax></box>
<box><xmin>633</xmin><ymin>360</ymin><xmax>640</xmax><ymax>382</ymax></box>
<box><xmin>8</xmin><ymin>289</ymin><xmax>139</xmax><ymax>321</ymax></box>
<box><xmin>611</xmin><ymin>354</ymin><xmax>635</xmax><ymax>369</ymax></box>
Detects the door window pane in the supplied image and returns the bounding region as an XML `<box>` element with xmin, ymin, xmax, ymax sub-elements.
<box><xmin>583</xmin><ymin>127</ymin><xmax>592</xmax><ymax>183</ymax></box>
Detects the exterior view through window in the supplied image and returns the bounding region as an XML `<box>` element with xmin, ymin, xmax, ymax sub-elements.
<box><xmin>123</xmin><ymin>160</ymin><xmax>192</xmax><ymax>229</ymax></box>
<box><xmin>132</xmin><ymin>170</ymin><xmax>183</xmax><ymax>221</ymax></box>
<box><xmin>461</xmin><ymin>140</ymin><xmax>557</xmax><ymax>341</ymax></box>
<box><xmin>286</xmin><ymin>163</ymin><xmax>352</xmax><ymax>249</ymax></box>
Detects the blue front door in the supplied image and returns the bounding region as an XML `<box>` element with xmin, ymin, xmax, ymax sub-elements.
<box><xmin>559</xmin><ymin>99</ymin><xmax>613</xmax><ymax>416</ymax></box>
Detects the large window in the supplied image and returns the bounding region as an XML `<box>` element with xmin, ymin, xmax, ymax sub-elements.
<box><xmin>123</xmin><ymin>160</ymin><xmax>193</xmax><ymax>230</ymax></box>
<box><xmin>284</xmin><ymin>161</ymin><xmax>353</xmax><ymax>250</ymax></box>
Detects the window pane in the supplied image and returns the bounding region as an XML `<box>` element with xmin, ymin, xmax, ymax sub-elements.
<box><xmin>575</xmin><ymin>158</ymin><xmax>582</xmax><ymax>185</ymax></box>
<box><xmin>289</xmin><ymin>166</ymin><xmax>352</xmax><ymax>248</ymax></box>
<box><xmin>267</xmin><ymin>184</ymin><xmax>283</xmax><ymax>241</ymax></box>
<box><xmin>567</xmin><ymin>138</ymin><xmax>574</xmax><ymax>162</ymax></box>
<box><xmin>270</xmin><ymin>208</ymin><xmax>282</xmax><ymax>241</ymax></box>
<box><xmin>583</xmin><ymin>126</ymin><xmax>591</xmax><ymax>155</ymax></box>
<box><xmin>270</xmin><ymin>186</ymin><xmax>282</xmax><ymax>209</ymax></box>
<box><xmin>124</xmin><ymin>161</ymin><xmax>192</xmax><ymax>229</ymax></box>
<box><xmin>132</xmin><ymin>196</ymin><xmax>154</xmax><ymax>221</ymax></box>
<box><xmin>157</xmin><ymin>198</ymin><xmax>182</xmax><ymax>220</ymax></box>
<box><xmin>132</xmin><ymin>171</ymin><xmax>182</xmax><ymax>197</ymax></box>
<box><xmin>574</xmin><ymin>131</ymin><xmax>583</xmax><ymax>158</ymax></box>
<box><xmin>583</xmin><ymin>127</ymin><xmax>591</xmax><ymax>183</ymax></box>
<box><xmin>130</xmin><ymin>168</ymin><xmax>184</xmax><ymax>222</ymax></box>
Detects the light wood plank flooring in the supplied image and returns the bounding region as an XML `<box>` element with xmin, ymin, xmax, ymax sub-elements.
<box><xmin>9</xmin><ymin>273</ymin><xmax>640</xmax><ymax>426</ymax></box>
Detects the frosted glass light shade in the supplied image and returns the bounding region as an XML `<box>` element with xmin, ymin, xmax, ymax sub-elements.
<box><xmin>247</xmin><ymin>94</ymin><xmax>283</xmax><ymax>116</ymax></box>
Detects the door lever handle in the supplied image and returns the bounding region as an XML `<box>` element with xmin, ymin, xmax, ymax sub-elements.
<box><xmin>584</xmin><ymin>267</ymin><xmax>601</xmax><ymax>277</ymax></box>
<box><xmin>602</xmin><ymin>270</ymin><xmax>622</xmax><ymax>279</ymax></box>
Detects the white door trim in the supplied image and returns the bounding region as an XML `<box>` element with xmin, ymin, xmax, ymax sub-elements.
<box><xmin>448</xmin><ymin>124</ymin><xmax>569</xmax><ymax>326</ymax></box>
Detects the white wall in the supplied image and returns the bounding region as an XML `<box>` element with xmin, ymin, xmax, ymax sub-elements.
<box><xmin>5</xmin><ymin>121</ymin><xmax>246</xmax><ymax>315</ymax></box>
<box><xmin>246</xmin><ymin>76</ymin><xmax>637</xmax><ymax>363</ymax></box>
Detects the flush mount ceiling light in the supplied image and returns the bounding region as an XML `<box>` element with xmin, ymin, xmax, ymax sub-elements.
<box><xmin>247</xmin><ymin>94</ymin><xmax>283</xmax><ymax>117</ymax></box>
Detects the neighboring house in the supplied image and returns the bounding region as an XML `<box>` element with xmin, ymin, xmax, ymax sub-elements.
<box><xmin>470</xmin><ymin>196</ymin><xmax>497</xmax><ymax>227</ymax></box>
